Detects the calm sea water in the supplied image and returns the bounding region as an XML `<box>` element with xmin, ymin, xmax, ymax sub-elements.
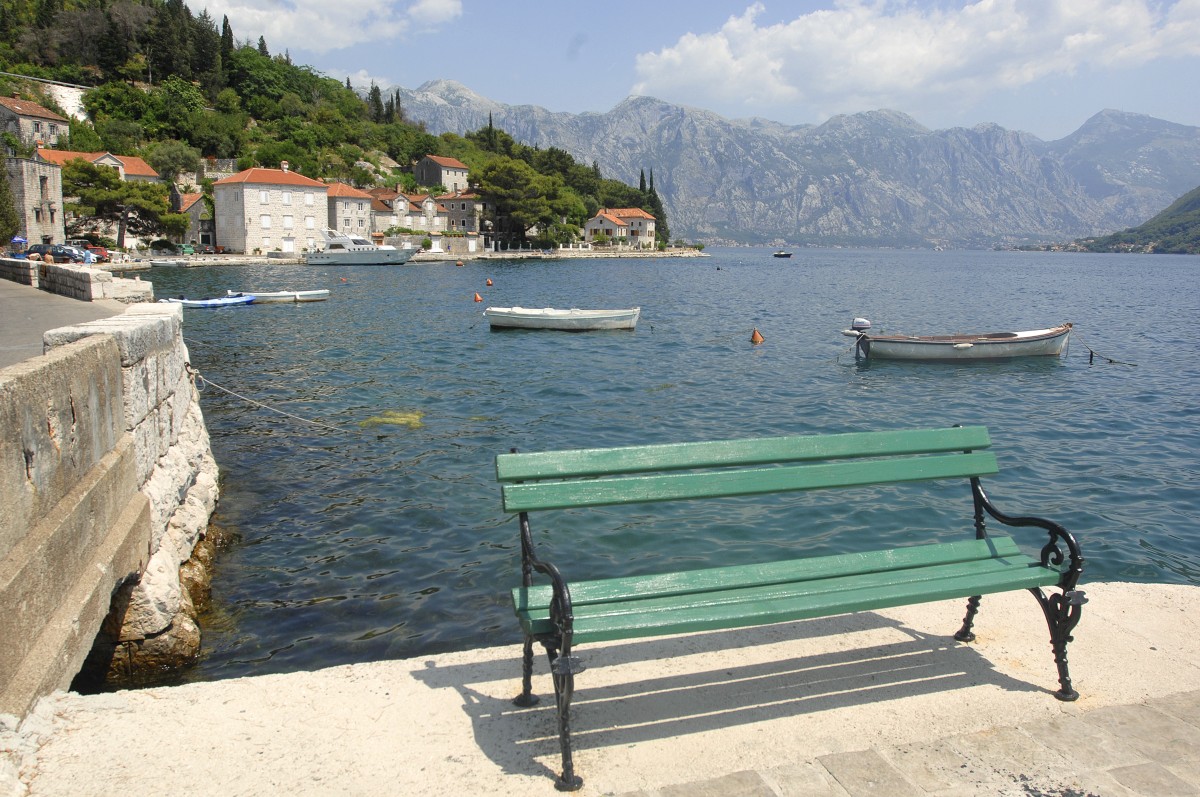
<box><xmin>138</xmin><ymin>248</ymin><xmax>1200</xmax><ymax>683</ymax></box>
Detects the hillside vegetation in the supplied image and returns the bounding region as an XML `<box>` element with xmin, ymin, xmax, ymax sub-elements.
<box><xmin>1073</xmin><ymin>186</ymin><xmax>1200</xmax><ymax>254</ymax></box>
<box><xmin>0</xmin><ymin>0</ymin><xmax>669</xmax><ymax>246</ymax></box>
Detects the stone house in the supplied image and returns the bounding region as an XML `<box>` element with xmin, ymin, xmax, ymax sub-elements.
<box><xmin>326</xmin><ymin>182</ymin><xmax>375</xmax><ymax>238</ymax></box>
<box><xmin>583</xmin><ymin>207</ymin><xmax>657</xmax><ymax>248</ymax></box>
<box><xmin>437</xmin><ymin>190</ymin><xmax>487</xmax><ymax>234</ymax></box>
<box><xmin>4</xmin><ymin>156</ymin><xmax>65</xmax><ymax>245</ymax></box>
<box><xmin>366</xmin><ymin>187</ymin><xmax>402</xmax><ymax>233</ymax></box>
<box><xmin>34</xmin><ymin>148</ymin><xmax>160</xmax><ymax>182</ymax></box>
<box><xmin>400</xmin><ymin>193</ymin><xmax>449</xmax><ymax>233</ymax></box>
<box><xmin>178</xmin><ymin>192</ymin><xmax>213</xmax><ymax>247</ymax></box>
<box><xmin>212</xmin><ymin>163</ymin><xmax>328</xmax><ymax>254</ymax></box>
<box><xmin>414</xmin><ymin>155</ymin><xmax>469</xmax><ymax>193</ymax></box>
<box><xmin>0</xmin><ymin>94</ymin><xmax>69</xmax><ymax>151</ymax></box>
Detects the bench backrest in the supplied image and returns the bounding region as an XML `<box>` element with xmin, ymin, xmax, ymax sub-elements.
<box><xmin>497</xmin><ymin>426</ymin><xmax>997</xmax><ymax>513</ymax></box>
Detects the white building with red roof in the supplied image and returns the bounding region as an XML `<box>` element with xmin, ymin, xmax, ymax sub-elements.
<box><xmin>212</xmin><ymin>162</ymin><xmax>328</xmax><ymax>254</ymax></box>
<box><xmin>583</xmin><ymin>207</ymin><xmax>657</xmax><ymax>249</ymax></box>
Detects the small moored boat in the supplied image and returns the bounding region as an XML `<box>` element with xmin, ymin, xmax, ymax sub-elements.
<box><xmin>483</xmin><ymin>306</ymin><xmax>641</xmax><ymax>331</ymax></box>
<box><xmin>773</xmin><ymin>251</ymin><xmax>793</xmax><ymax>258</ymax></box>
<box><xmin>844</xmin><ymin>318</ymin><xmax>1072</xmax><ymax>361</ymax></box>
<box><xmin>226</xmin><ymin>289</ymin><xmax>330</xmax><ymax>303</ymax></box>
<box><xmin>160</xmin><ymin>295</ymin><xmax>255</xmax><ymax>308</ymax></box>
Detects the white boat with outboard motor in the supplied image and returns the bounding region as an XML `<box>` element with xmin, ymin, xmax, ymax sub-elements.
<box><xmin>843</xmin><ymin>317</ymin><xmax>1072</xmax><ymax>361</ymax></box>
<box><xmin>483</xmin><ymin>306</ymin><xmax>641</xmax><ymax>331</ymax></box>
<box><xmin>226</xmin><ymin>289</ymin><xmax>330</xmax><ymax>303</ymax></box>
<box><xmin>305</xmin><ymin>230</ymin><xmax>415</xmax><ymax>266</ymax></box>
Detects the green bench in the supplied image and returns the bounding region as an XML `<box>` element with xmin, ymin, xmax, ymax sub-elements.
<box><xmin>496</xmin><ymin>426</ymin><xmax>1086</xmax><ymax>791</ymax></box>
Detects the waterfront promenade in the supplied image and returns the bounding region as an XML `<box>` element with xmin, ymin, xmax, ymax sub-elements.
<box><xmin>6</xmin><ymin>583</ymin><xmax>1200</xmax><ymax>796</ymax></box>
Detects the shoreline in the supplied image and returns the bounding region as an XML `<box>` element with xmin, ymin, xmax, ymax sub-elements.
<box><xmin>107</xmin><ymin>247</ymin><xmax>708</xmax><ymax>270</ymax></box>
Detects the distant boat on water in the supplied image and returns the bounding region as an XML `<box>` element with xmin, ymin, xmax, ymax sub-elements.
<box><xmin>160</xmin><ymin>295</ymin><xmax>255</xmax><ymax>309</ymax></box>
<box><xmin>773</xmin><ymin>250</ymin><xmax>793</xmax><ymax>258</ymax></box>
<box><xmin>305</xmin><ymin>230</ymin><xmax>416</xmax><ymax>266</ymax></box>
<box><xmin>483</xmin><ymin>306</ymin><xmax>641</xmax><ymax>331</ymax></box>
<box><xmin>227</xmin><ymin>289</ymin><xmax>330</xmax><ymax>303</ymax></box>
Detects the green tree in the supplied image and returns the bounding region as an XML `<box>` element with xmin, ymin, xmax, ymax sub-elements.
<box><xmin>0</xmin><ymin>165</ymin><xmax>21</xmax><ymax>245</ymax></box>
<box><xmin>144</xmin><ymin>140</ymin><xmax>200</xmax><ymax>183</ymax></box>
<box><xmin>62</xmin><ymin>159</ymin><xmax>186</xmax><ymax>248</ymax></box>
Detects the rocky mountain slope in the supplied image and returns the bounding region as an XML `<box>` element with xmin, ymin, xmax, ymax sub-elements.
<box><xmin>396</xmin><ymin>80</ymin><xmax>1200</xmax><ymax>248</ymax></box>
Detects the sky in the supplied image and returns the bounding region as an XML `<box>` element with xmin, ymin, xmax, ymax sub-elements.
<box><xmin>206</xmin><ymin>0</ymin><xmax>1200</xmax><ymax>141</ymax></box>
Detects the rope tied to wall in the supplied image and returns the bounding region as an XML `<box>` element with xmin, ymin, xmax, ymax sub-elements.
<box><xmin>185</xmin><ymin>363</ymin><xmax>354</xmax><ymax>435</ymax></box>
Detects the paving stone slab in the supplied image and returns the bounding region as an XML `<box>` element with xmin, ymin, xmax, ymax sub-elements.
<box><xmin>1022</xmin><ymin>713</ymin><xmax>1151</xmax><ymax>772</ymax></box>
<box><xmin>1081</xmin><ymin>704</ymin><xmax>1200</xmax><ymax>766</ymax></box>
<box><xmin>1108</xmin><ymin>762</ymin><xmax>1199</xmax><ymax>796</ymax></box>
<box><xmin>818</xmin><ymin>749</ymin><xmax>922</xmax><ymax>796</ymax></box>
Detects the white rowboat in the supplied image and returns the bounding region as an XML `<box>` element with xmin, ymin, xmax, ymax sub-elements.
<box><xmin>848</xmin><ymin>322</ymin><xmax>1072</xmax><ymax>361</ymax></box>
<box><xmin>483</xmin><ymin>306</ymin><xmax>641</xmax><ymax>331</ymax></box>
<box><xmin>227</xmin><ymin>289</ymin><xmax>331</xmax><ymax>303</ymax></box>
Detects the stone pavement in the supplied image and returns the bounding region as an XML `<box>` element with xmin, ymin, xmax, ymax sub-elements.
<box><xmin>0</xmin><ymin>278</ymin><xmax>125</xmax><ymax>369</ymax></box>
<box><xmin>613</xmin><ymin>691</ymin><xmax>1200</xmax><ymax>796</ymax></box>
<box><xmin>6</xmin><ymin>583</ymin><xmax>1200</xmax><ymax>797</ymax></box>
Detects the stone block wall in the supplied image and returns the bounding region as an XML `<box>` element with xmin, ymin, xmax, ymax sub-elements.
<box><xmin>0</xmin><ymin>301</ymin><xmax>218</xmax><ymax>718</ymax></box>
<box><xmin>36</xmin><ymin>261</ymin><xmax>154</xmax><ymax>303</ymax></box>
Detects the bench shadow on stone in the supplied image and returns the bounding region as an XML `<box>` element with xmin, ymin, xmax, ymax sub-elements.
<box><xmin>414</xmin><ymin>610</ymin><xmax>1046</xmax><ymax>781</ymax></box>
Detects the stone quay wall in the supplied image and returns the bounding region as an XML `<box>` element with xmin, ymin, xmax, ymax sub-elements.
<box><xmin>0</xmin><ymin>301</ymin><xmax>219</xmax><ymax>719</ymax></box>
<box><xmin>0</xmin><ymin>258</ymin><xmax>154</xmax><ymax>303</ymax></box>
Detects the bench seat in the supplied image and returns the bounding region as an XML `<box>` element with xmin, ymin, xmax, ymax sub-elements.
<box><xmin>514</xmin><ymin>536</ymin><xmax>1061</xmax><ymax>643</ymax></box>
<box><xmin>497</xmin><ymin>426</ymin><xmax>1085</xmax><ymax>790</ymax></box>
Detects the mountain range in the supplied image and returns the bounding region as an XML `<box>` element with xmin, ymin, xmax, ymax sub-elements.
<box><xmin>395</xmin><ymin>80</ymin><xmax>1200</xmax><ymax>249</ymax></box>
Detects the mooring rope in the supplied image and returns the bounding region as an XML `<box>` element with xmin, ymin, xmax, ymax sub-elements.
<box><xmin>185</xmin><ymin>363</ymin><xmax>355</xmax><ymax>435</ymax></box>
<box><xmin>1072</xmin><ymin>330</ymin><xmax>1136</xmax><ymax>366</ymax></box>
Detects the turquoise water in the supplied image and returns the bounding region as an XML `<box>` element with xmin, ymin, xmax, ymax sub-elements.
<box><xmin>141</xmin><ymin>248</ymin><xmax>1200</xmax><ymax>682</ymax></box>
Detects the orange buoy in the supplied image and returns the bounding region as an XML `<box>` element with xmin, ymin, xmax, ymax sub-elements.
<box><xmin>750</xmin><ymin>328</ymin><xmax>764</xmax><ymax>345</ymax></box>
<box><xmin>486</xmin><ymin>278</ymin><xmax>493</xmax><ymax>286</ymax></box>
<box><xmin>456</xmin><ymin>260</ymin><xmax>464</xmax><ymax>267</ymax></box>
<box><xmin>473</xmin><ymin>292</ymin><xmax>482</xmax><ymax>302</ymax></box>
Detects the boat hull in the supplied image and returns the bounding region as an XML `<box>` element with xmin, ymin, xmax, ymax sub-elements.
<box><xmin>160</xmin><ymin>295</ymin><xmax>255</xmax><ymax>308</ymax></box>
<box><xmin>227</xmin><ymin>290</ymin><xmax>330</xmax><ymax>303</ymax></box>
<box><xmin>305</xmin><ymin>249</ymin><xmax>415</xmax><ymax>265</ymax></box>
<box><xmin>484</xmin><ymin>306</ymin><xmax>640</xmax><ymax>331</ymax></box>
<box><xmin>859</xmin><ymin>324</ymin><xmax>1072</xmax><ymax>361</ymax></box>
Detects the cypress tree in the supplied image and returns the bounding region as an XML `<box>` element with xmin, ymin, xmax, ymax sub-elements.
<box><xmin>0</xmin><ymin>165</ymin><xmax>21</xmax><ymax>246</ymax></box>
<box><xmin>257</xmin><ymin>36</ymin><xmax>269</xmax><ymax>57</ymax></box>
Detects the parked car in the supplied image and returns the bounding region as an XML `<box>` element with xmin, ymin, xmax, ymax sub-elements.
<box><xmin>25</xmin><ymin>243</ymin><xmax>84</xmax><ymax>262</ymax></box>
<box><xmin>197</xmin><ymin>244</ymin><xmax>216</xmax><ymax>254</ymax></box>
<box><xmin>86</xmin><ymin>244</ymin><xmax>110</xmax><ymax>262</ymax></box>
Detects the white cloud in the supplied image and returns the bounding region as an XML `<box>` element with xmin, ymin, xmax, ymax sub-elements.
<box><xmin>631</xmin><ymin>0</ymin><xmax>1200</xmax><ymax>120</ymax></box>
<box><xmin>211</xmin><ymin>0</ymin><xmax>462</xmax><ymax>55</ymax></box>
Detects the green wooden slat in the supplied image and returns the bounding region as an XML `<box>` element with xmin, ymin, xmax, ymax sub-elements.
<box><xmin>514</xmin><ymin>537</ymin><xmax>1023</xmax><ymax>612</ymax></box>
<box><xmin>502</xmin><ymin>451</ymin><xmax>997</xmax><ymax>512</ymax></box>
<box><xmin>515</xmin><ymin>556</ymin><xmax>1060</xmax><ymax>642</ymax></box>
<box><xmin>496</xmin><ymin>426</ymin><xmax>990</xmax><ymax>482</ymax></box>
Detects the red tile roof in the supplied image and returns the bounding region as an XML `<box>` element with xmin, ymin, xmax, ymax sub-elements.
<box><xmin>214</xmin><ymin>167</ymin><xmax>326</xmax><ymax>188</ymax></box>
<box><xmin>424</xmin><ymin>155</ymin><xmax>468</xmax><ymax>170</ymax></box>
<box><xmin>600</xmin><ymin>207</ymin><xmax>656</xmax><ymax>220</ymax></box>
<box><xmin>179</xmin><ymin>192</ymin><xmax>205</xmax><ymax>212</ymax></box>
<box><xmin>325</xmin><ymin>182</ymin><xmax>373</xmax><ymax>198</ymax></box>
<box><xmin>0</xmin><ymin>95</ymin><xmax>68</xmax><ymax>123</ymax></box>
<box><xmin>34</xmin><ymin>149</ymin><xmax>160</xmax><ymax>179</ymax></box>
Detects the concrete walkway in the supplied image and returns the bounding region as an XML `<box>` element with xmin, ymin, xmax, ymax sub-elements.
<box><xmin>4</xmin><ymin>582</ymin><xmax>1199</xmax><ymax>796</ymax></box>
<box><xmin>0</xmin><ymin>279</ymin><xmax>125</xmax><ymax>369</ymax></box>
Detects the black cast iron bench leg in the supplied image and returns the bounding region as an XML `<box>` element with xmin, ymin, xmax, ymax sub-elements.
<box><xmin>1032</xmin><ymin>587</ymin><xmax>1087</xmax><ymax>701</ymax></box>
